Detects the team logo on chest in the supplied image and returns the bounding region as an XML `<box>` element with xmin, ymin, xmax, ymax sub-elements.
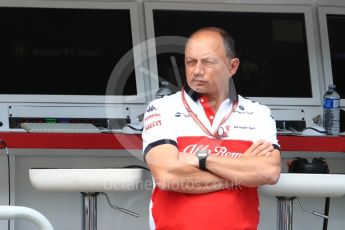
<box><xmin>182</xmin><ymin>144</ymin><xmax>242</xmax><ymax>158</ymax></box>
<box><xmin>177</xmin><ymin>136</ymin><xmax>253</xmax><ymax>158</ymax></box>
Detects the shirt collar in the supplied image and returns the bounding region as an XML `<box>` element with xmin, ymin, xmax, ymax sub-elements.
<box><xmin>183</xmin><ymin>78</ymin><xmax>238</xmax><ymax>103</ymax></box>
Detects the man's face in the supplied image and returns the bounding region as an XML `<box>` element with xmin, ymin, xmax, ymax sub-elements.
<box><xmin>184</xmin><ymin>31</ymin><xmax>238</xmax><ymax>96</ymax></box>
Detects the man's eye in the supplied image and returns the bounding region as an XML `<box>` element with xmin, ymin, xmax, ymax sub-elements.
<box><xmin>186</xmin><ymin>60</ymin><xmax>196</xmax><ymax>66</ymax></box>
<box><xmin>203</xmin><ymin>60</ymin><xmax>216</xmax><ymax>66</ymax></box>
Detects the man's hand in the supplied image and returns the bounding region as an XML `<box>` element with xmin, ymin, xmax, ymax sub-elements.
<box><xmin>242</xmin><ymin>140</ymin><xmax>274</xmax><ymax>157</ymax></box>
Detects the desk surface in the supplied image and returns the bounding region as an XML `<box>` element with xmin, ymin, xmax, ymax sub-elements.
<box><xmin>0</xmin><ymin>132</ymin><xmax>344</xmax><ymax>152</ymax></box>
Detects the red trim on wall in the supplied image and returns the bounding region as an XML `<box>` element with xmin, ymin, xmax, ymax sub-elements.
<box><xmin>0</xmin><ymin>132</ymin><xmax>344</xmax><ymax>152</ymax></box>
<box><xmin>0</xmin><ymin>132</ymin><xmax>142</xmax><ymax>150</ymax></box>
<box><xmin>278</xmin><ymin>135</ymin><xmax>345</xmax><ymax>152</ymax></box>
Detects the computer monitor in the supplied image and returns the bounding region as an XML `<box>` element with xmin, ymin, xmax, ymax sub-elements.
<box><xmin>318</xmin><ymin>6</ymin><xmax>345</xmax><ymax>106</ymax></box>
<box><xmin>144</xmin><ymin>2</ymin><xmax>321</xmax><ymax>106</ymax></box>
<box><xmin>0</xmin><ymin>1</ymin><xmax>148</xmax><ymax>130</ymax></box>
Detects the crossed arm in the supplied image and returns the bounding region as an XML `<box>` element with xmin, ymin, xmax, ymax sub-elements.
<box><xmin>145</xmin><ymin>140</ymin><xmax>281</xmax><ymax>194</ymax></box>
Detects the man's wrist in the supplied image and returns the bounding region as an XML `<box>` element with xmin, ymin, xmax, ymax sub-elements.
<box><xmin>196</xmin><ymin>150</ymin><xmax>209</xmax><ymax>171</ymax></box>
<box><xmin>199</xmin><ymin>156</ymin><xmax>208</xmax><ymax>170</ymax></box>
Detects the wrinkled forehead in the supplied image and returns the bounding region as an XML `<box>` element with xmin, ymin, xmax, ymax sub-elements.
<box><xmin>185</xmin><ymin>32</ymin><xmax>226</xmax><ymax>59</ymax></box>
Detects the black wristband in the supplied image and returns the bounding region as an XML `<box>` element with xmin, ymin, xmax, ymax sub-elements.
<box><xmin>199</xmin><ymin>156</ymin><xmax>208</xmax><ymax>171</ymax></box>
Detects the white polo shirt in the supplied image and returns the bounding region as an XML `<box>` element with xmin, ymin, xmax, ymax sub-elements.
<box><xmin>142</xmin><ymin>88</ymin><xmax>279</xmax><ymax>230</ymax></box>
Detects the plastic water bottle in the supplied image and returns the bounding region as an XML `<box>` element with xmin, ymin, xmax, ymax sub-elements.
<box><xmin>323</xmin><ymin>84</ymin><xmax>340</xmax><ymax>135</ymax></box>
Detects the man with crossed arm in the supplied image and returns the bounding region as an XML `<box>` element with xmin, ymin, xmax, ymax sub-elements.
<box><xmin>142</xmin><ymin>27</ymin><xmax>281</xmax><ymax>230</ymax></box>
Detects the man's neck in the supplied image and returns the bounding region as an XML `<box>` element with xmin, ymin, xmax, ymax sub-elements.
<box><xmin>203</xmin><ymin>91</ymin><xmax>228</xmax><ymax>112</ymax></box>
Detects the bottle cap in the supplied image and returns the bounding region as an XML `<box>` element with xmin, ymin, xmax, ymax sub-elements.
<box><xmin>329</xmin><ymin>84</ymin><xmax>336</xmax><ymax>89</ymax></box>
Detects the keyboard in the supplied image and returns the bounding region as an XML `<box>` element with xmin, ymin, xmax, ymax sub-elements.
<box><xmin>20</xmin><ymin>122</ymin><xmax>101</xmax><ymax>133</ymax></box>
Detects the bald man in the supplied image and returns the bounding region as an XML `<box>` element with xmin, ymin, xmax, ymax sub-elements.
<box><xmin>142</xmin><ymin>27</ymin><xmax>281</xmax><ymax>230</ymax></box>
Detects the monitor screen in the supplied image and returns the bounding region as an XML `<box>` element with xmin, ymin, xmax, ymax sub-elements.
<box><xmin>319</xmin><ymin>7</ymin><xmax>345</xmax><ymax>104</ymax></box>
<box><xmin>145</xmin><ymin>3</ymin><xmax>321</xmax><ymax>105</ymax></box>
<box><xmin>0</xmin><ymin>1</ymin><xmax>145</xmax><ymax>103</ymax></box>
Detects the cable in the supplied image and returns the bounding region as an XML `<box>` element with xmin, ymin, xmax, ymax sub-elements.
<box><xmin>98</xmin><ymin>165</ymin><xmax>149</xmax><ymax>218</ymax></box>
<box><xmin>0</xmin><ymin>139</ymin><xmax>11</xmax><ymax>230</ymax></box>
<box><xmin>0</xmin><ymin>140</ymin><xmax>10</xmax><ymax>205</ymax></box>
<box><xmin>99</xmin><ymin>192</ymin><xmax>139</xmax><ymax>217</ymax></box>
<box><xmin>296</xmin><ymin>198</ymin><xmax>328</xmax><ymax>219</ymax></box>
<box><xmin>323</xmin><ymin>197</ymin><xmax>330</xmax><ymax>230</ymax></box>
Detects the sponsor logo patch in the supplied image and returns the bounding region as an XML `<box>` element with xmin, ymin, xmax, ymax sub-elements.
<box><xmin>182</xmin><ymin>144</ymin><xmax>242</xmax><ymax>158</ymax></box>
<box><xmin>177</xmin><ymin>136</ymin><xmax>253</xmax><ymax>158</ymax></box>
<box><xmin>175</xmin><ymin>112</ymin><xmax>190</xmax><ymax>118</ymax></box>
<box><xmin>145</xmin><ymin>120</ymin><xmax>162</xmax><ymax>131</ymax></box>
<box><xmin>234</xmin><ymin>111</ymin><xmax>254</xmax><ymax>115</ymax></box>
<box><xmin>144</xmin><ymin>113</ymin><xmax>161</xmax><ymax>122</ymax></box>
<box><xmin>146</xmin><ymin>105</ymin><xmax>157</xmax><ymax>113</ymax></box>
<box><xmin>233</xmin><ymin>125</ymin><xmax>256</xmax><ymax>130</ymax></box>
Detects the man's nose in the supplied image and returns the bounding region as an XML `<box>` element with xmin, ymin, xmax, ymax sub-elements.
<box><xmin>193</xmin><ymin>61</ymin><xmax>204</xmax><ymax>77</ymax></box>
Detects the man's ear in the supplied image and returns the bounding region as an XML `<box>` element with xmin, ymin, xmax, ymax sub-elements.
<box><xmin>228</xmin><ymin>58</ymin><xmax>240</xmax><ymax>77</ymax></box>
